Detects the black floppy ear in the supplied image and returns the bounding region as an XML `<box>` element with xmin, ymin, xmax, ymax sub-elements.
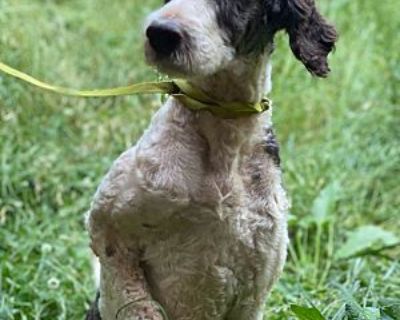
<box><xmin>268</xmin><ymin>0</ymin><xmax>338</xmax><ymax>77</ymax></box>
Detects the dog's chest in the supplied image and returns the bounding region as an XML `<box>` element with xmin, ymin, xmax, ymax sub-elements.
<box><xmin>132</xmin><ymin>116</ymin><xmax>286</xmax><ymax>319</ymax></box>
<box><xmin>89</xmin><ymin>102</ymin><xmax>288</xmax><ymax>319</ymax></box>
<box><xmin>140</xmin><ymin>199</ymin><xmax>278</xmax><ymax>318</ymax></box>
<box><xmin>129</xmin><ymin>101</ymin><xmax>285</xmax><ymax>249</ymax></box>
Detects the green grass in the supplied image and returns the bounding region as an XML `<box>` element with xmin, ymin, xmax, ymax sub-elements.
<box><xmin>0</xmin><ymin>0</ymin><xmax>399</xmax><ymax>319</ymax></box>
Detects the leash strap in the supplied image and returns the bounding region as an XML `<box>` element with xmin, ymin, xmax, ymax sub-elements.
<box><xmin>0</xmin><ymin>61</ymin><xmax>179</xmax><ymax>97</ymax></box>
<box><xmin>0</xmin><ymin>61</ymin><xmax>270</xmax><ymax>118</ymax></box>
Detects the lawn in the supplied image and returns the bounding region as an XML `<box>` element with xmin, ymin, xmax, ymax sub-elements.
<box><xmin>0</xmin><ymin>0</ymin><xmax>399</xmax><ymax>319</ymax></box>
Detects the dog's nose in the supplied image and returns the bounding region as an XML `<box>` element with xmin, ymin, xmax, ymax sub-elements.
<box><xmin>146</xmin><ymin>21</ymin><xmax>182</xmax><ymax>56</ymax></box>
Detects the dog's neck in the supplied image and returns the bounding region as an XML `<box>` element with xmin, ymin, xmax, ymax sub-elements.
<box><xmin>182</xmin><ymin>54</ymin><xmax>272</xmax><ymax>189</ymax></box>
<box><xmin>190</xmin><ymin>54</ymin><xmax>271</xmax><ymax>104</ymax></box>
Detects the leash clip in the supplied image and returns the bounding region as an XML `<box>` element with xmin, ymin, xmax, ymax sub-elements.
<box><xmin>260</xmin><ymin>97</ymin><xmax>272</xmax><ymax>111</ymax></box>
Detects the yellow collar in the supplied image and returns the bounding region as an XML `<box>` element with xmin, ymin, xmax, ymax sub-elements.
<box><xmin>171</xmin><ymin>80</ymin><xmax>270</xmax><ymax>118</ymax></box>
<box><xmin>0</xmin><ymin>61</ymin><xmax>270</xmax><ymax>119</ymax></box>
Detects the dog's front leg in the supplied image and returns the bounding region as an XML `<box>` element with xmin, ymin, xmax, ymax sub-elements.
<box><xmin>99</xmin><ymin>246</ymin><xmax>163</xmax><ymax>320</ymax></box>
<box><xmin>86</xmin><ymin>147</ymin><xmax>165</xmax><ymax>320</ymax></box>
<box><xmin>88</xmin><ymin>223</ymin><xmax>164</xmax><ymax>320</ymax></box>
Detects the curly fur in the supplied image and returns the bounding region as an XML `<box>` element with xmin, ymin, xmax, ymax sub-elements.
<box><xmin>85</xmin><ymin>0</ymin><xmax>336</xmax><ymax>319</ymax></box>
<box><xmin>265</xmin><ymin>0</ymin><xmax>338</xmax><ymax>76</ymax></box>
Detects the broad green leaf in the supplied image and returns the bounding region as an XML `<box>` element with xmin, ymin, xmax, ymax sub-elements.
<box><xmin>336</xmin><ymin>225</ymin><xmax>399</xmax><ymax>259</ymax></box>
<box><xmin>291</xmin><ymin>305</ymin><xmax>326</xmax><ymax>320</ymax></box>
<box><xmin>311</xmin><ymin>181</ymin><xmax>341</xmax><ymax>225</ymax></box>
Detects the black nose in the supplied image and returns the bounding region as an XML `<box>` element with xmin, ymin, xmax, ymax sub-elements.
<box><xmin>146</xmin><ymin>21</ymin><xmax>182</xmax><ymax>56</ymax></box>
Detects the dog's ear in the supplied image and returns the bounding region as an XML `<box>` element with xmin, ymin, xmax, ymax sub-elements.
<box><xmin>267</xmin><ymin>0</ymin><xmax>338</xmax><ymax>77</ymax></box>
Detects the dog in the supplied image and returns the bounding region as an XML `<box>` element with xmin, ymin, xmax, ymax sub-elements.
<box><xmin>85</xmin><ymin>0</ymin><xmax>337</xmax><ymax>319</ymax></box>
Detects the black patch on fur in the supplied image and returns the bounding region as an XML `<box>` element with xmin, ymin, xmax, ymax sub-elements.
<box><xmin>105</xmin><ymin>245</ymin><xmax>115</xmax><ymax>257</ymax></box>
<box><xmin>251</xmin><ymin>172</ymin><xmax>262</xmax><ymax>182</ymax></box>
<box><xmin>85</xmin><ymin>291</ymin><xmax>102</xmax><ymax>320</ymax></box>
<box><xmin>263</xmin><ymin>128</ymin><xmax>281</xmax><ymax>166</ymax></box>
<box><xmin>214</xmin><ymin>0</ymin><xmax>270</xmax><ymax>54</ymax></box>
<box><xmin>264</xmin><ymin>0</ymin><xmax>337</xmax><ymax>77</ymax></box>
<box><xmin>214</xmin><ymin>0</ymin><xmax>337</xmax><ymax>75</ymax></box>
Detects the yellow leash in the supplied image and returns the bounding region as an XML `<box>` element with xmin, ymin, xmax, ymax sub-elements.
<box><xmin>0</xmin><ymin>61</ymin><xmax>179</xmax><ymax>97</ymax></box>
<box><xmin>0</xmin><ymin>61</ymin><xmax>270</xmax><ymax>118</ymax></box>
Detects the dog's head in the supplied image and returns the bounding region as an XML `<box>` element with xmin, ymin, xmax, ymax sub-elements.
<box><xmin>145</xmin><ymin>0</ymin><xmax>337</xmax><ymax>78</ymax></box>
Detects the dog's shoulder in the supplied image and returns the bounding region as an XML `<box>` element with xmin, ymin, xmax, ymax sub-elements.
<box><xmin>89</xmin><ymin>146</ymin><xmax>138</xmax><ymax>215</ymax></box>
<box><xmin>240</xmin><ymin>122</ymin><xmax>288</xmax><ymax>221</ymax></box>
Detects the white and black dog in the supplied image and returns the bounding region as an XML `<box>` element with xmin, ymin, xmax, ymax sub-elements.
<box><xmin>86</xmin><ymin>0</ymin><xmax>337</xmax><ymax>319</ymax></box>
